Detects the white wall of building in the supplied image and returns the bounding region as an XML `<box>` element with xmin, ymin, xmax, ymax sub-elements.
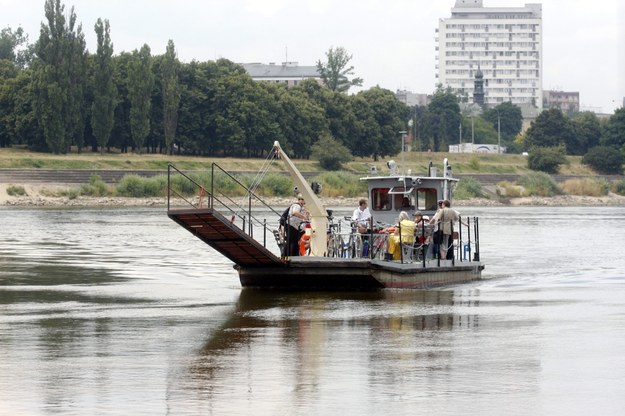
<box><xmin>436</xmin><ymin>1</ymin><xmax>543</xmax><ymax>109</ymax></box>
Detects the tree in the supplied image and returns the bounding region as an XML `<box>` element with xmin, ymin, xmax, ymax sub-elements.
<box><xmin>356</xmin><ymin>87</ymin><xmax>410</xmax><ymax>160</ymax></box>
<box><xmin>91</xmin><ymin>18</ymin><xmax>117</xmax><ymax>154</ymax></box>
<box><xmin>425</xmin><ymin>85</ymin><xmax>461</xmax><ymax>151</ymax></box>
<box><xmin>311</xmin><ymin>134</ymin><xmax>351</xmax><ymax>170</ymax></box>
<box><xmin>316</xmin><ymin>46</ymin><xmax>363</xmax><ymax>93</ymax></box>
<box><xmin>127</xmin><ymin>44</ymin><xmax>154</xmax><ymax>153</ymax></box>
<box><xmin>461</xmin><ymin>116</ymin><xmax>497</xmax><ymax>144</ymax></box>
<box><xmin>602</xmin><ymin>108</ymin><xmax>625</xmax><ymax>150</ymax></box>
<box><xmin>273</xmin><ymin>84</ymin><xmax>328</xmax><ymax>159</ymax></box>
<box><xmin>482</xmin><ymin>102</ymin><xmax>523</xmax><ymax>144</ymax></box>
<box><xmin>32</xmin><ymin>0</ymin><xmax>88</xmax><ymax>154</ymax></box>
<box><xmin>582</xmin><ymin>146</ymin><xmax>624</xmax><ymax>174</ymax></box>
<box><xmin>524</xmin><ymin>108</ymin><xmax>576</xmax><ymax>153</ymax></box>
<box><xmin>572</xmin><ymin>111</ymin><xmax>602</xmax><ymax>155</ymax></box>
<box><xmin>0</xmin><ymin>26</ymin><xmax>33</xmax><ymax>68</ymax></box>
<box><xmin>161</xmin><ymin>40</ymin><xmax>180</xmax><ymax>155</ymax></box>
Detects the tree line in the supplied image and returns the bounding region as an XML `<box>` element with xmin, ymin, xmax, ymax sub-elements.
<box><xmin>0</xmin><ymin>0</ymin><xmax>624</xmax><ymax>172</ymax></box>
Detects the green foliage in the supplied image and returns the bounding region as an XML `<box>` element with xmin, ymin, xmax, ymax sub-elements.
<box><xmin>426</xmin><ymin>85</ymin><xmax>461</xmax><ymax>151</ymax></box>
<box><xmin>0</xmin><ymin>26</ymin><xmax>33</xmax><ymax>68</ymax></box>
<box><xmin>91</xmin><ymin>18</ymin><xmax>117</xmax><ymax>154</ymax></box>
<box><xmin>582</xmin><ymin>146</ymin><xmax>624</xmax><ymax>174</ymax></box>
<box><xmin>79</xmin><ymin>174</ymin><xmax>110</xmax><ymax>196</ymax></box>
<box><xmin>252</xmin><ymin>173</ymin><xmax>293</xmax><ymax>196</ymax></box>
<box><xmin>127</xmin><ymin>44</ymin><xmax>154</xmax><ymax>153</ymax></box>
<box><xmin>601</xmin><ymin>107</ymin><xmax>625</xmax><ymax>149</ymax></box>
<box><xmin>461</xmin><ymin>116</ymin><xmax>497</xmax><ymax>144</ymax></box>
<box><xmin>311</xmin><ymin>135</ymin><xmax>352</xmax><ymax>170</ymax></box>
<box><xmin>612</xmin><ymin>179</ymin><xmax>625</xmax><ymax>196</ymax></box>
<box><xmin>468</xmin><ymin>157</ymin><xmax>481</xmax><ymax>170</ymax></box>
<box><xmin>453</xmin><ymin>177</ymin><xmax>485</xmax><ymax>199</ymax></box>
<box><xmin>572</xmin><ymin>112</ymin><xmax>602</xmax><ymax>155</ymax></box>
<box><xmin>32</xmin><ymin>0</ymin><xmax>88</xmax><ymax>154</ymax></box>
<box><xmin>309</xmin><ymin>171</ymin><xmax>366</xmax><ymax>197</ymax></box>
<box><xmin>355</xmin><ymin>87</ymin><xmax>410</xmax><ymax>160</ymax></box>
<box><xmin>162</xmin><ymin>39</ymin><xmax>181</xmax><ymax>155</ymax></box>
<box><xmin>524</xmin><ymin>109</ymin><xmax>578</xmax><ymax>154</ymax></box>
<box><xmin>482</xmin><ymin>102</ymin><xmax>523</xmax><ymax>144</ymax></box>
<box><xmin>527</xmin><ymin>146</ymin><xmax>568</xmax><ymax>173</ymax></box>
<box><xmin>115</xmin><ymin>174</ymin><xmax>164</xmax><ymax>197</ymax></box>
<box><xmin>316</xmin><ymin>46</ymin><xmax>363</xmax><ymax>93</ymax></box>
<box><xmin>518</xmin><ymin>172</ymin><xmax>562</xmax><ymax>197</ymax></box>
<box><xmin>6</xmin><ymin>185</ymin><xmax>27</xmax><ymax>196</ymax></box>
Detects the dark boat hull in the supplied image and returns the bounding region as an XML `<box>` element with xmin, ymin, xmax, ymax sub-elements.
<box><xmin>237</xmin><ymin>257</ymin><xmax>484</xmax><ymax>290</ymax></box>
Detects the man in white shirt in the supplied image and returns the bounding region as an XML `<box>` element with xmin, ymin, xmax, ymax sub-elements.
<box><xmin>352</xmin><ymin>198</ymin><xmax>371</xmax><ymax>234</ymax></box>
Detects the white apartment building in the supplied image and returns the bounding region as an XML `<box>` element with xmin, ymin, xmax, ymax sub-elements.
<box><xmin>436</xmin><ymin>0</ymin><xmax>543</xmax><ymax>109</ymax></box>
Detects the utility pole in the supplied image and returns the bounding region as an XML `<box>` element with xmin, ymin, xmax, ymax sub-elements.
<box><xmin>497</xmin><ymin>110</ymin><xmax>501</xmax><ymax>154</ymax></box>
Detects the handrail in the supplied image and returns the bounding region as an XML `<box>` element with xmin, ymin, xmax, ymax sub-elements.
<box><xmin>167</xmin><ymin>163</ymin><xmax>283</xmax><ymax>249</ymax></box>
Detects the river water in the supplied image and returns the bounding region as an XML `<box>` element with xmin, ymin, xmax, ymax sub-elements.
<box><xmin>1</xmin><ymin>206</ymin><xmax>624</xmax><ymax>416</ymax></box>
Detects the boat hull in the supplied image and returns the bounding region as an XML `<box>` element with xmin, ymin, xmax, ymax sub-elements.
<box><xmin>237</xmin><ymin>257</ymin><xmax>484</xmax><ymax>290</ymax></box>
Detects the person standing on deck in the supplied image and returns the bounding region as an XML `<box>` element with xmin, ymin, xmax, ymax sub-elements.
<box><xmin>352</xmin><ymin>198</ymin><xmax>372</xmax><ymax>257</ymax></box>
<box><xmin>431</xmin><ymin>199</ymin><xmax>460</xmax><ymax>260</ymax></box>
<box><xmin>286</xmin><ymin>194</ymin><xmax>309</xmax><ymax>256</ymax></box>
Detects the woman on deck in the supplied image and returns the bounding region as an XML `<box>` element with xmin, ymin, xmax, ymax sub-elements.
<box><xmin>385</xmin><ymin>211</ymin><xmax>416</xmax><ymax>260</ymax></box>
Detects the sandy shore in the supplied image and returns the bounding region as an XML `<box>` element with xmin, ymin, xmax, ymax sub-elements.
<box><xmin>1</xmin><ymin>183</ymin><xmax>625</xmax><ymax>208</ymax></box>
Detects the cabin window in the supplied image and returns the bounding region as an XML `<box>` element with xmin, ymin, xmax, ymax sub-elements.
<box><xmin>371</xmin><ymin>188</ymin><xmax>391</xmax><ymax>210</ymax></box>
<box><xmin>389</xmin><ymin>186</ymin><xmax>414</xmax><ymax>211</ymax></box>
<box><xmin>416</xmin><ymin>188</ymin><xmax>438</xmax><ymax>211</ymax></box>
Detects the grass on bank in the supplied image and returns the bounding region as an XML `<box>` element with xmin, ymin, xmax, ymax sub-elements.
<box><xmin>3</xmin><ymin>147</ymin><xmax>624</xmax><ymax>199</ymax></box>
<box><xmin>10</xmin><ymin>171</ymin><xmax>624</xmax><ymax>202</ymax></box>
<box><xmin>0</xmin><ymin>146</ymin><xmax>598</xmax><ymax>176</ymax></box>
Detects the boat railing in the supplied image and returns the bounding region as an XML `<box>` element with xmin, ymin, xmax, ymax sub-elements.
<box><xmin>393</xmin><ymin>216</ymin><xmax>480</xmax><ymax>266</ymax></box>
<box><xmin>167</xmin><ymin>163</ymin><xmax>283</xmax><ymax>249</ymax></box>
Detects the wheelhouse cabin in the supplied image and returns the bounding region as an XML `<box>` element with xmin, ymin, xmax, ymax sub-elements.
<box><xmin>361</xmin><ymin>160</ymin><xmax>458</xmax><ymax>225</ymax></box>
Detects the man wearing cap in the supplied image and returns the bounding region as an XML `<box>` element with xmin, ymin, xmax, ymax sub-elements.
<box><xmin>286</xmin><ymin>194</ymin><xmax>309</xmax><ymax>256</ymax></box>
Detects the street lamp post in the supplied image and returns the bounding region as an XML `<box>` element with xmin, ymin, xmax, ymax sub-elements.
<box><xmin>471</xmin><ymin>116</ymin><xmax>474</xmax><ymax>145</ymax></box>
<box><xmin>399</xmin><ymin>130</ymin><xmax>407</xmax><ymax>175</ymax></box>
<box><xmin>496</xmin><ymin>109</ymin><xmax>501</xmax><ymax>154</ymax></box>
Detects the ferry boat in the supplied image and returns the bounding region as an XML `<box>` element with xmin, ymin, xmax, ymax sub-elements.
<box><xmin>167</xmin><ymin>142</ymin><xmax>484</xmax><ymax>290</ymax></box>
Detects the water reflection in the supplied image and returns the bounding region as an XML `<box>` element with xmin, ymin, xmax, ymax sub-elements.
<box><xmin>187</xmin><ymin>289</ymin><xmax>497</xmax><ymax>414</ymax></box>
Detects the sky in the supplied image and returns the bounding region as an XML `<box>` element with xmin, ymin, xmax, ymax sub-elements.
<box><xmin>2</xmin><ymin>0</ymin><xmax>624</xmax><ymax>114</ymax></box>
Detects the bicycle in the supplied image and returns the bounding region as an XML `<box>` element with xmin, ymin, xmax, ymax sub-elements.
<box><xmin>340</xmin><ymin>217</ymin><xmax>363</xmax><ymax>259</ymax></box>
<box><xmin>326</xmin><ymin>213</ymin><xmax>342</xmax><ymax>258</ymax></box>
<box><xmin>369</xmin><ymin>221</ymin><xmax>391</xmax><ymax>260</ymax></box>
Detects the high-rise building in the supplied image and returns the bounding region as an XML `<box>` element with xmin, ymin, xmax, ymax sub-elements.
<box><xmin>436</xmin><ymin>0</ymin><xmax>543</xmax><ymax>109</ymax></box>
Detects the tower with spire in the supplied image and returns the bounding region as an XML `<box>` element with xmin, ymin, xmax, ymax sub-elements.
<box><xmin>473</xmin><ymin>65</ymin><xmax>485</xmax><ymax>107</ymax></box>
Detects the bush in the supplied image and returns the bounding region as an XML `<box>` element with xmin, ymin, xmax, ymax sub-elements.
<box><xmin>80</xmin><ymin>174</ymin><xmax>111</xmax><ymax>196</ymax></box>
<box><xmin>612</xmin><ymin>179</ymin><xmax>625</xmax><ymax>196</ymax></box>
<box><xmin>311</xmin><ymin>135</ymin><xmax>352</xmax><ymax>170</ymax></box>
<box><xmin>561</xmin><ymin>178</ymin><xmax>609</xmax><ymax>196</ymax></box>
<box><xmin>454</xmin><ymin>177</ymin><xmax>486</xmax><ymax>199</ymax></box>
<box><xmin>6</xmin><ymin>185</ymin><xmax>27</xmax><ymax>196</ymax></box>
<box><xmin>116</xmin><ymin>174</ymin><xmax>165</xmax><ymax>197</ymax></box>
<box><xmin>309</xmin><ymin>171</ymin><xmax>366</xmax><ymax>197</ymax></box>
<box><xmin>582</xmin><ymin>146</ymin><xmax>624</xmax><ymax>174</ymax></box>
<box><xmin>518</xmin><ymin>172</ymin><xmax>562</xmax><ymax>197</ymax></box>
<box><xmin>496</xmin><ymin>181</ymin><xmax>525</xmax><ymax>197</ymax></box>
<box><xmin>254</xmin><ymin>173</ymin><xmax>293</xmax><ymax>196</ymax></box>
<box><xmin>527</xmin><ymin>146</ymin><xmax>568</xmax><ymax>173</ymax></box>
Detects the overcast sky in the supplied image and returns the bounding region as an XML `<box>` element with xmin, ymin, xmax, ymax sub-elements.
<box><xmin>2</xmin><ymin>0</ymin><xmax>624</xmax><ymax>113</ymax></box>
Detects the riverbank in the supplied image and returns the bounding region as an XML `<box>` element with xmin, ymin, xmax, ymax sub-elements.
<box><xmin>2</xmin><ymin>183</ymin><xmax>625</xmax><ymax>208</ymax></box>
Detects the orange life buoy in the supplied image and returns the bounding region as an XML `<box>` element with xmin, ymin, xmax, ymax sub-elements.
<box><xmin>299</xmin><ymin>222</ymin><xmax>312</xmax><ymax>256</ymax></box>
<box><xmin>299</xmin><ymin>234</ymin><xmax>310</xmax><ymax>256</ymax></box>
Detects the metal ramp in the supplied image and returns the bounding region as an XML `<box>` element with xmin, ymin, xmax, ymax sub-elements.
<box><xmin>168</xmin><ymin>208</ymin><xmax>283</xmax><ymax>267</ymax></box>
